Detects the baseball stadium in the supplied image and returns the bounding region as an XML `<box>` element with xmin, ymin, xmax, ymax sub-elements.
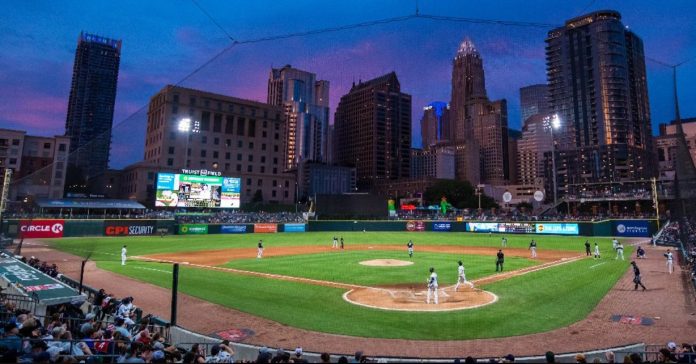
<box><xmin>2</xmin><ymin>2</ymin><xmax>696</xmax><ymax>363</ymax></box>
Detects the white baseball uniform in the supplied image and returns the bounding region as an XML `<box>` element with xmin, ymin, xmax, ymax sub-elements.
<box><xmin>332</xmin><ymin>237</ymin><xmax>338</xmax><ymax>248</ymax></box>
<box><xmin>121</xmin><ymin>247</ymin><xmax>127</xmax><ymax>266</ymax></box>
<box><xmin>666</xmin><ymin>251</ymin><xmax>673</xmax><ymax>274</ymax></box>
<box><xmin>257</xmin><ymin>242</ymin><xmax>264</xmax><ymax>258</ymax></box>
<box><xmin>594</xmin><ymin>244</ymin><xmax>601</xmax><ymax>259</ymax></box>
<box><xmin>427</xmin><ymin>272</ymin><xmax>439</xmax><ymax>304</ymax></box>
<box><xmin>454</xmin><ymin>265</ymin><xmax>467</xmax><ymax>291</ymax></box>
<box><xmin>615</xmin><ymin>244</ymin><xmax>624</xmax><ymax>260</ymax></box>
<box><xmin>612</xmin><ymin>239</ymin><xmax>619</xmax><ymax>251</ymax></box>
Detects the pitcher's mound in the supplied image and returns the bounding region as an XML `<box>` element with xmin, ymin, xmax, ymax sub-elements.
<box><xmin>359</xmin><ymin>259</ymin><xmax>414</xmax><ymax>267</ymax></box>
<box><xmin>344</xmin><ymin>284</ymin><xmax>497</xmax><ymax>312</ymax></box>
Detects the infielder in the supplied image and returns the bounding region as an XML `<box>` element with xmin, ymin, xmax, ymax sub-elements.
<box><xmin>340</xmin><ymin>237</ymin><xmax>344</xmax><ymax>250</ymax></box>
<box><xmin>454</xmin><ymin>260</ymin><xmax>471</xmax><ymax>291</ymax></box>
<box><xmin>664</xmin><ymin>249</ymin><xmax>673</xmax><ymax>274</ymax></box>
<box><xmin>501</xmin><ymin>237</ymin><xmax>507</xmax><ymax>247</ymax></box>
<box><xmin>615</xmin><ymin>242</ymin><xmax>624</xmax><ymax>261</ymax></box>
<box><xmin>612</xmin><ymin>238</ymin><xmax>619</xmax><ymax>251</ymax></box>
<box><xmin>121</xmin><ymin>245</ymin><xmax>127</xmax><ymax>266</ymax></box>
<box><xmin>636</xmin><ymin>246</ymin><xmax>646</xmax><ymax>259</ymax></box>
<box><xmin>332</xmin><ymin>236</ymin><xmax>338</xmax><ymax>249</ymax></box>
<box><xmin>426</xmin><ymin>267</ymin><xmax>438</xmax><ymax>304</ymax></box>
<box><xmin>529</xmin><ymin>239</ymin><xmax>537</xmax><ymax>259</ymax></box>
<box><xmin>257</xmin><ymin>240</ymin><xmax>264</xmax><ymax>258</ymax></box>
<box><xmin>594</xmin><ymin>243</ymin><xmax>601</xmax><ymax>259</ymax></box>
<box><xmin>407</xmin><ymin>240</ymin><xmax>414</xmax><ymax>258</ymax></box>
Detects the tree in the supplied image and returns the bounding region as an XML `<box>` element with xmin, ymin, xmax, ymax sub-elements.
<box><xmin>423</xmin><ymin>180</ymin><xmax>497</xmax><ymax>209</ymax></box>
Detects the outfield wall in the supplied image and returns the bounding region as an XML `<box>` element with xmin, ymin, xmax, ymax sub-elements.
<box><xmin>0</xmin><ymin>218</ymin><xmax>657</xmax><ymax>238</ymax></box>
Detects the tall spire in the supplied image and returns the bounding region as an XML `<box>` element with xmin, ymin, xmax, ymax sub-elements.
<box><xmin>456</xmin><ymin>37</ymin><xmax>478</xmax><ymax>58</ymax></box>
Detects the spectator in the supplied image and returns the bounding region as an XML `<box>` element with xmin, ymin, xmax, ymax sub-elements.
<box><xmin>113</xmin><ymin>317</ymin><xmax>132</xmax><ymax>341</ymax></box>
<box><xmin>320</xmin><ymin>352</ymin><xmax>331</xmax><ymax>363</ymax></box>
<box><xmin>545</xmin><ymin>351</ymin><xmax>555</xmax><ymax>363</ymax></box>
<box><xmin>575</xmin><ymin>353</ymin><xmax>587</xmax><ymax>363</ymax></box>
<box><xmin>206</xmin><ymin>343</ymin><xmax>234</xmax><ymax>363</ymax></box>
<box><xmin>605</xmin><ymin>351</ymin><xmax>615</xmax><ymax>363</ymax></box>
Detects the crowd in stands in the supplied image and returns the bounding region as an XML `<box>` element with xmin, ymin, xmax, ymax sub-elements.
<box><xmin>395</xmin><ymin>210</ymin><xmax>656</xmax><ymax>222</ymax></box>
<box><xmin>23</xmin><ymin>257</ymin><xmax>59</xmax><ymax>278</ymax></box>
<box><xmin>175</xmin><ymin>211</ymin><xmax>305</xmax><ymax>224</ymax></box>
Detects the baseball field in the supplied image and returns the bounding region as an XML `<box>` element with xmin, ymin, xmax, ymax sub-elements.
<box><xmin>49</xmin><ymin>232</ymin><xmax>631</xmax><ymax>340</ymax></box>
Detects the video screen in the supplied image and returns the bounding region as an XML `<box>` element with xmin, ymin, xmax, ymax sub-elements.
<box><xmin>155</xmin><ymin>173</ymin><xmax>241</xmax><ymax>208</ymax></box>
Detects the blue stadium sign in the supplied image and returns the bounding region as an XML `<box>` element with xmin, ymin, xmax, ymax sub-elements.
<box><xmin>220</xmin><ymin>225</ymin><xmax>247</xmax><ymax>234</ymax></box>
<box><xmin>284</xmin><ymin>224</ymin><xmax>306</xmax><ymax>232</ymax></box>
<box><xmin>614</xmin><ymin>220</ymin><xmax>650</xmax><ymax>237</ymax></box>
<box><xmin>432</xmin><ymin>222</ymin><xmax>452</xmax><ymax>232</ymax></box>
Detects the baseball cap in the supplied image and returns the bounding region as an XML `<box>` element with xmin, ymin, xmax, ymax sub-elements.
<box><xmin>153</xmin><ymin>350</ymin><xmax>165</xmax><ymax>360</ymax></box>
<box><xmin>668</xmin><ymin>342</ymin><xmax>677</xmax><ymax>350</ymax></box>
<box><xmin>504</xmin><ymin>353</ymin><xmax>515</xmax><ymax>362</ymax></box>
<box><xmin>295</xmin><ymin>347</ymin><xmax>303</xmax><ymax>356</ymax></box>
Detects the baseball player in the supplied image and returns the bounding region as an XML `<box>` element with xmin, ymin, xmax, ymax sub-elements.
<box><xmin>664</xmin><ymin>249</ymin><xmax>673</xmax><ymax>274</ymax></box>
<box><xmin>426</xmin><ymin>267</ymin><xmax>438</xmax><ymax>304</ymax></box>
<box><xmin>529</xmin><ymin>239</ymin><xmax>537</xmax><ymax>259</ymax></box>
<box><xmin>594</xmin><ymin>243</ymin><xmax>601</xmax><ymax>259</ymax></box>
<box><xmin>636</xmin><ymin>246</ymin><xmax>646</xmax><ymax>259</ymax></box>
<box><xmin>631</xmin><ymin>261</ymin><xmax>646</xmax><ymax>291</ymax></box>
<box><xmin>612</xmin><ymin>238</ymin><xmax>619</xmax><ymax>251</ymax></box>
<box><xmin>615</xmin><ymin>242</ymin><xmax>624</xmax><ymax>261</ymax></box>
<box><xmin>332</xmin><ymin>236</ymin><xmax>338</xmax><ymax>249</ymax></box>
<box><xmin>121</xmin><ymin>245</ymin><xmax>127</xmax><ymax>266</ymax></box>
<box><xmin>501</xmin><ymin>236</ymin><xmax>507</xmax><ymax>247</ymax></box>
<box><xmin>496</xmin><ymin>250</ymin><xmax>505</xmax><ymax>272</ymax></box>
<box><xmin>340</xmin><ymin>237</ymin><xmax>344</xmax><ymax>250</ymax></box>
<box><xmin>454</xmin><ymin>260</ymin><xmax>471</xmax><ymax>291</ymax></box>
<box><xmin>584</xmin><ymin>240</ymin><xmax>591</xmax><ymax>256</ymax></box>
<box><xmin>407</xmin><ymin>240</ymin><xmax>414</xmax><ymax>258</ymax></box>
<box><xmin>257</xmin><ymin>240</ymin><xmax>264</xmax><ymax>259</ymax></box>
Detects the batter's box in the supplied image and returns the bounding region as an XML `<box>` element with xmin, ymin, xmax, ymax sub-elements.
<box><xmin>610</xmin><ymin>315</ymin><xmax>654</xmax><ymax>326</ymax></box>
<box><xmin>213</xmin><ymin>328</ymin><xmax>256</xmax><ymax>342</ymax></box>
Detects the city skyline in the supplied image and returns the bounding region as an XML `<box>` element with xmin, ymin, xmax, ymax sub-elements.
<box><xmin>1</xmin><ymin>1</ymin><xmax>695</xmax><ymax>169</ymax></box>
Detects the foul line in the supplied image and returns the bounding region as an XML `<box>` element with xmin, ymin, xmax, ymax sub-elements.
<box><xmin>589</xmin><ymin>262</ymin><xmax>607</xmax><ymax>269</ymax></box>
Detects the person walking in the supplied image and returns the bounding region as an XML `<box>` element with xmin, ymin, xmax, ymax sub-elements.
<box><xmin>664</xmin><ymin>249</ymin><xmax>674</xmax><ymax>274</ymax></box>
<box><xmin>496</xmin><ymin>250</ymin><xmax>505</xmax><ymax>272</ymax></box>
<box><xmin>426</xmin><ymin>267</ymin><xmax>438</xmax><ymax>304</ymax></box>
<box><xmin>631</xmin><ymin>261</ymin><xmax>646</xmax><ymax>291</ymax></box>
<box><xmin>121</xmin><ymin>245</ymin><xmax>127</xmax><ymax>266</ymax></box>
<box><xmin>615</xmin><ymin>242</ymin><xmax>624</xmax><ymax>261</ymax></box>
<box><xmin>594</xmin><ymin>243</ymin><xmax>601</xmax><ymax>259</ymax></box>
<box><xmin>454</xmin><ymin>260</ymin><xmax>470</xmax><ymax>291</ymax></box>
<box><xmin>585</xmin><ymin>240</ymin><xmax>591</xmax><ymax>257</ymax></box>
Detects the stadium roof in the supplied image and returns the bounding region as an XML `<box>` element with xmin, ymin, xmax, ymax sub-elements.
<box><xmin>36</xmin><ymin>199</ymin><xmax>146</xmax><ymax>210</ymax></box>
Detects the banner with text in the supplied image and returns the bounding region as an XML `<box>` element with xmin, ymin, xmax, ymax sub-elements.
<box><xmin>535</xmin><ymin>223</ymin><xmax>579</xmax><ymax>235</ymax></box>
<box><xmin>613</xmin><ymin>220</ymin><xmax>650</xmax><ymax>237</ymax></box>
<box><xmin>178</xmin><ymin>224</ymin><xmax>209</xmax><ymax>235</ymax></box>
<box><xmin>220</xmin><ymin>225</ymin><xmax>247</xmax><ymax>234</ymax></box>
<box><xmin>467</xmin><ymin>222</ymin><xmax>499</xmax><ymax>233</ymax></box>
<box><xmin>104</xmin><ymin>221</ymin><xmax>157</xmax><ymax>236</ymax></box>
<box><xmin>254</xmin><ymin>223</ymin><xmax>278</xmax><ymax>233</ymax></box>
<box><xmin>284</xmin><ymin>224</ymin><xmax>306</xmax><ymax>232</ymax></box>
<box><xmin>406</xmin><ymin>221</ymin><xmax>425</xmax><ymax>232</ymax></box>
<box><xmin>18</xmin><ymin>220</ymin><xmax>65</xmax><ymax>239</ymax></box>
<box><xmin>432</xmin><ymin>222</ymin><xmax>452</xmax><ymax>232</ymax></box>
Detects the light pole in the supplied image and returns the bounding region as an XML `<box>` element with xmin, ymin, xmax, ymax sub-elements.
<box><xmin>178</xmin><ymin>118</ymin><xmax>193</xmax><ymax>168</ymax></box>
<box><xmin>476</xmin><ymin>184</ymin><xmax>484</xmax><ymax>211</ymax></box>
<box><xmin>547</xmin><ymin>114</ymin><xmax>561</xmax><ymax>210</ymax></box>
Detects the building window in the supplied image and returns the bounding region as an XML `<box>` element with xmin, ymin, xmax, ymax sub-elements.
<box><xmin>237</xmin><ymin>118</ymin><xmax>245</xmax><ymax>136</ymax></box>
<box><xmin>248</xmin><ymin>119</ymin><xmax>256</xmax><ymax>137</ymax></box>
<box><xmin>248</xmin><ymin>155</ymin><xmax>253</xmax><ymax>162</ymax></box>
<box><xmin>261</xmin><ymin>156</ymin><xmax>266</xmax><ymax>163</ymax></box>
<box><xmin>190</xmin><ymin>97</ymin><xmax>196</xmax><ymax>106</ymax></box>
<box><xmin>273</xmin><ymin>157</ymin><xmax>278</xmax><ymax>165</ymax></box>
<box><xmin>260</xmin><ymin>166</ymin><xmax>265</xmax><ymax>173</ymax></box>
<box><xmin>54</xmin><ymin>170</ymin><xmax>62</xmax><ymax>179</ymax></box>
<box><xmin>172</xmin><ymin>105</ymin><xmax>178</xmax><ymax>114</ymax></box>
<box><xmin>263</xmin><ymin>121</ymin><xmax>267</xmax><ymax>128</ymax></box>
<box><xmin>169</xmin><ymin>132</ymin><xmax>175</xmax><ymax>140</ymax></box>
<box><xmin>274</xmin><ymin>133</ymin><xmax>279</xmax><ymax>140</ymax></box>
<box><xmin>201</xmin><ymin>136</ymin><xmax>207</xmax><ymax>144</ymax></box>
<box><xmin>249</xmin><ymin>142</ymin><xmax>254</xmax><ymax>149</ymax></box>
<box><xmin>257</xmin><ymin>179</ymin><xmax>262</xmax><ymax>187</ymax></box>
<box><xmin>58</xmin><ymin>144</ymin><xmax>66</xmax><ymax>152</ymax></box>
<box><xmin>168</xmin><ymin>147</ymin><xmax>174</xmax><ymax>154</ymax></box>
<box><xmin>247</xmin><ymin>165</ymin><xmax>252</xmax><ymax>172</ymax></box>
<box><xmin>147</xmin><ymin>172</ymin><xmax>154</xmax><ymax>180</ymax></box>
<box><xmin>43</xmin><ymin>142</ymin><xmax>51</xmax><ymax>149</ymax></box>
<box><xmin>262</xmin><ymin>131</ymin><xmax>267</xmax><ymax>138</ymax></box>
<box><xmin>213</xmin><ymin>114</ymin><xmax>222</xmax><ymax>132</ymax></box>
<box><xmin>9</xmin><ymin>158</ymin><xmax>17</xmax><ymax>165</ymax></box>
<box><xmin>262</xmin><ymin>143</ymin><xmax>266</xmax><ymax>151</ymax></box>
<box><xmin>237</xmin><ymin>154</ymin><xmax>242</xmax><ymax>161</ymax></box>
<box><xmin>224</xmin><ymin>163</ymin><xmax>230</xmax><ymax>170</ymax></box>
<box><xmin>200</xmin><ymin>150</ymin><xmax>207</xmax><ymax>157</ymax></box>
<box><xmin>167</xmin><ymin>158</ymin><xmax>173</xmax><ymax>166</ymax></box>
<box><xmin>272</xmin><ymin>190</ymin><xmax>277</xmax><ymax>198</ymax></box>
<box><xmin>285</xmin><ymin>180</ymin><xmax>289</xmax><ymax>188</ymax></box>
<box><xmin>246</xmin><ymin>178</ymin><xmax>251</xmax><ymax>185</ymax></box>
<box><xmin>237</xmin><ymin>140</ymin><xmax>243</xmax><ymax>148</ymax></box>
<box><xmin>213</xmin><ymin>151</ymin><xmax>219</xmax><ymax>158</ymax></box>
<box><xmin>12</xmin><ymin>139</ymin><xmax>19</xmax><ymax>146</ymax></box>
<box><xmin>237</xmin><ymin>164</ymin><xmax>242</xmax><ymax>172</ymax></box>
<box><xmin>173</xmin><ymin>94</ymin><xmax>179</xmax><ymax>104</ymax></box>
<box><xmin>228</xmin><ymin>104</ymin><xmax>234</xmax><ymax>113</ymax></box>
<box><xmin>214</xmin><ymin>137</ymin><xmax>219</xmax><ymax>145</ymax></box>
<box><xmin>272</xmin><ymin>180</ymin><xmax>277</xmax><ymax>187</ymax></box>
<box><xmin>273</xmin><ymin>167</ymin><xmax>277</xmax><ymax>174</ymax></box>
<box><xmin>225</xmin><ymin>116</ymin><xmax>234</xmax><ymax>134</ymax></box>
<box><xmin>274</xmin><ymin>145</ymin><xmax>279</xmax><ymax>152</ymax></box>
<box><xmin>225</xmin><ymin>152</ymin><xmax>230</xmax><ymax>160</ymax></box>
<box><xmin>284</xmin><ymin>191</ymin><xmax>289</xmax><ymax>198</ymax></box>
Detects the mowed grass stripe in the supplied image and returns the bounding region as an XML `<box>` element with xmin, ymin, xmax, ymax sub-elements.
<box><xmin>224</xmin><ymin>250</ymin><xmax>537</xmax><ymax>286</ymax></box>
<box><xmin>92</xmin><ymin>252</ymin><xmax>629</xmax><ymax>340</ymax></box>
<box><xmin>51</xmin><ymin>232</ymin><xmax>619</xmax><ymax>258</ymax></box>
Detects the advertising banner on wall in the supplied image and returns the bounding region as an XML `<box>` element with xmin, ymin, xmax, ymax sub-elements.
<box><xmin>535</xmin><ymin>223</ymin><xmax>579</xmax><ymax>235</ymax></box>
<box><xmin>432</xmin><ymin>222</ymin><xmax>452</xmax><ymax>232</ymax></box>
<box><xmin>498</xmin><ymin>223</ymin><xmax>535</xmax><ymax>234</ymax></box>
<box><xmin>613</xmin><ymin>220</ymin><xmax>650</xmax><ymax>237</ymax></box>
<box><xmin>406</xmin><ymin>221</ymin><xmax>425</xmax><ymax>232</ymax></box>
<box><xmin>254</xmin><ymin>223</ymin><xmax>278</xmax><ymax>233</ymax></box>
<box><xmin>104</xmin><ymin>221</ymin><xmax>157</xmax><ymax>236</ymax></box>
<box><xmin>18</xmin><ymin>220</ymin><xmax>64</xmax><ymax>239</ymax></box>
<box><xmin>220</xmin><ymin>225</ymin><xmax>247</xmax><ymax>234</ymax></box>
<box><xmin>178</xmin><ymin>224</ymin><xmax>209</xmax><ymax>235</ymax></box>
<box><xmin>284</xmin><ymin>224</ymin><xmax>306</xmax><ymax>232</ymax></box>
<box><xmin>467</xmin><ymin>222</ymin><xmax>499</xmax><ymax>233</ymax></box>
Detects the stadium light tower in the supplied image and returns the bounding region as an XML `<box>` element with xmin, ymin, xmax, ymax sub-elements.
<box><xmin>178</xmin><ymin>118</ymin><xmax>194</xmax><ymax>168</ymax></box>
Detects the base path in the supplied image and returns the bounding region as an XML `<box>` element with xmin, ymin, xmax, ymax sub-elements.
<box><xmin>22</xmin><ymin>241</ymin><xmax>696</xmax><ymax>358</ymax></box>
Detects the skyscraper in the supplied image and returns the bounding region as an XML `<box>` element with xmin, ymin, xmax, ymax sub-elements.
<box><xmin>520</xmin><ymin>84</ymin><xmax>549</xmax><ymax>124</ymax></box>
<box><xmin>517</xmin><ymin>84</ymin><xmax>552</xmax><ymax>186</ymax></box>
<box><xmin>334</xmin><ymin>72</ymin><xmax>411</xmax><ymax>190</ymax></box>
<box><xmin>449</xmin><ymin>38</ymin><xmax>509</xmax><ymax>185</ymax></box>
<box><xmin>267</xmin><ymin>65</ymin><xmax>329</xmax><ymax>171</ymax></box>
<box><xmin>64</xmin><ymin>32</ymin><xmax>121</xmax><ymax>183</ymax></box>
<box><xmin>546</xmin><ymin>10</ymin><xmax>654</xmax><ymax>195</ymax></box>
<box><xmin>421</xmin><ymin>102</ymin><xmax>450</xmax><ymax>147</ymax></box>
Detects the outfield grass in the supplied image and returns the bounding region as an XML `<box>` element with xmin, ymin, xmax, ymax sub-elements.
<box><xmin>47</xmin><ymin>233</ymin><xmax>633</xmax><ymax>339</ymax></box>
<box><xmin>225</xmin><ymin>250</ymin><xmax>537</xmax><ymax>286</ymax></box>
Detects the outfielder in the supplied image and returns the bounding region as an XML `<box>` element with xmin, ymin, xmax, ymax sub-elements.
<box><xmin>454</xmin><ymin>260</ymin><xmax>470</xmax><ymax>291</ymax></box>
<box><xmin>121</xmin><ymin>245</ymin><xmax>127</xmax><ymax>266</ymax></box>
<box><xmin>529</xmin><ymin>239</ymin><xmax>537</xmax><ymax>259</ymax></box>
<box><xmin>501</xmin><ymin>237</ymin><xmax>507</xmax><ymax>247</ymax></box>
<box><xmin>407</xmin><ymin>240</ymin><xmax>414</xmax><ymax>258</ymax></box>
<box><xmin>664</xmin><ymin>249</ymin><xmax>673</xmax><ymax>274</ymax></box>
<box><xmin>332</xmin><ymin>236</ymin><xmax>338</xmax><ymax>249</ymax></box>
<box><xmin>615</xmin><ymin>242</ymin><xmax>624</xmax><ymax>261</ymax></box>
<box><xmin>426</xmin><ymin>267</ymin><xmax>438</xmax><ymax>304</ymax></box>
<box><xmin>257</xmin><ymin>240</ymin><xmax>264</xmax><ymax>258</ymax></box>
<box><xmin>594</xmin><ymin>243</ymin><xmax>601</xmax><ymax>259</ymax></box>
<box><xmin>612</xmin><ymin>238</ymin><xmax>619</xmax><ymax>251</ymax></box>
<box><xmin>340</xmin><ymin>237</ymin><xmax>344</xmax><ymax>250</ymax></box>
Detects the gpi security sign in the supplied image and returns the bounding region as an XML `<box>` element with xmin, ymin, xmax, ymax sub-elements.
<box><xmin>18</xmin><ymin>220</ymin><xmax>65</xmax><ymax>238</ymax></box>
<box><xmin>104</xmin><ymin>221</ymin><xmax>157</xmax><ymax>236</ymax></box>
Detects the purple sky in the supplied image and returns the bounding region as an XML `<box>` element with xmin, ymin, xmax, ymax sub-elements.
<box><xmin>1</xmin><ymin>0</ymin><xmax>695</xmax><ymax>168</ymax></box>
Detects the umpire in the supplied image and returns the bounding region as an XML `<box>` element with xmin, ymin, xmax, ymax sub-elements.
<box><xmin>496</xmin><ymin>249</ymin><xmax>505</xmax><ymax>272</ymax></box>
<box><xmin>631</xmin><ymin>261</ymin><xmax>646</xmax><ymax>291</ymax></box>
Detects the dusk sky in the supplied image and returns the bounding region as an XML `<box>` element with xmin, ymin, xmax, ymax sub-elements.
<box><xmin>1</xmin><ymin>0</ymin><xmax>695</xmax><ymax>168</ymax></box>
